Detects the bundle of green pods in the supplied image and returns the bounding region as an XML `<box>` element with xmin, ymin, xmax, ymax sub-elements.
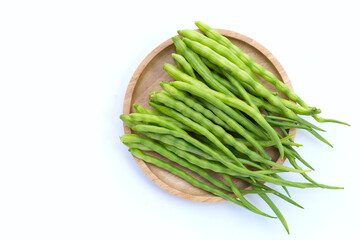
<box><xmin>120</xmin><ymin>21</ymin><xmax>348</xmax><ymax>234</ymax></box>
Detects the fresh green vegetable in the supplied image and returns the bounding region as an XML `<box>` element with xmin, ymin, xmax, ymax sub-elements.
<box><xmin>119</xmin><ymin>21</ymin><xmax>346</xmax><ymax>234</ymax></box>
<box><xmin>129</xmin><ymin>148</ymin><xmax>249</xmax><ymax>208</ymax></box>
<box><xmin>172</xmin><ymin>36</ymin><xmax>235</xmax><ymax>97</ymax></box>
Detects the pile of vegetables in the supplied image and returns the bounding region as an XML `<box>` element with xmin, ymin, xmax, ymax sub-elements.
<box><xmin>120</xmin><ymin>21</ymin><xmax>348</xmax><ymax>233</ymax></box>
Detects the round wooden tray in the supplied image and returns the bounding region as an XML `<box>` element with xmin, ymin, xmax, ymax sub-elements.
<box><xmin>123</xmin><ymin>29</ymin><xmax>295</xmax><ymax>203</ymax></box>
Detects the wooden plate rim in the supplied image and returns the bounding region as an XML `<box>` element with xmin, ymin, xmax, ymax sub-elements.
<box><xmin>123</xmin><ymin>29</ymin><xmax>296</xmax><ymax>203</ymax></box>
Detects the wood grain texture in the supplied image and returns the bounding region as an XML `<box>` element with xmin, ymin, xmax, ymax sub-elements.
<box><xmin>123</xmin><ymin>29</ymin><xmax>296</xmax><ymax>203</ymax></box>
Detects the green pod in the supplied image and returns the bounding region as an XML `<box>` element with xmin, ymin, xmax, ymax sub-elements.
<box><xmin>238</xmin><ymin>177</ymin><xmax>304</xmax><ymax>209</ymax></box>
<box><xmin>129</xmin><ymin>148</ymin><xmax>254</xmax><ymax>211</ymax></box>
<box><xmin>133</xmin><ymin>104</ymin><xmax>192</xmax><ymax>132</ymax></box>
<box><xmin>194</xmin><ymin>21</ymin><xmax>308</xmax><ymax>110</ymax></box>
<box><xmin>143</xmin><ymin>132</ymin><xmax>216</xmax><ymax>162</ymax></box>
<box><xmin>202</xmin><ymin>57</ymin><xmax>318</xmax><ymax>115</ymax></box>
<box><xmin>160</xmin><ymin>82</ymin><xmax>270</xmax><ymax>159</ymax></box>
<box><xmin>194</xmin><ymin>21</ymin><xmax>349</xmax><ymax>127</ymax></box>
<box><xmin>129</xmin><ymin>113</ymin><xmax>187</xmax><ymax>134</ymax></box>
<box><xmin>160</xmin><ymin>81</ymin><xmax>233</xmax><ymax>132</ymax></box>
<box><xmin>163</xmin><ymin>63</ymin><xmax>267</xmax><ymax>140</ymax></box>
<box><xmin>122</xmin><ymin>142</ymin><xmax>153</xmax><ymax>151</ymax></box>
<box><xmin>178</xmin><ymin>29</ymin><xmax>262</xmax><ymax>84</ymax></box>
<box><xmin>144</xmin><ymin>131</ymin><xmax>264</xmax><ymax>170</ymax></box>
<box><xmin>195</xmin><ymin>98</ymin><xmax>270</xmax><ymax>159</ymax></box>
<box><xmin>222</xmin><ymin>174</ymin><xmax>275</xmax><ymax>218</ymax></box>
<box><xmin>182</xmin><ymin>38</ymin><xmax>295</xmax><ymax>117</ymax></box>
<box><xmin>172</xmin><ymin>36</ymin><xmax>235</xmax><ymax>97</ymax></box>
<box><xmin>171</xmin><ymin>53</ymin><xmax>197</xmax><ymax>78</ymax></box>
<box><xmin>133</xmin><ymin>104</ymin><xmax>162</xmax><ymax>116</ymax></box>
<box><xmin>170</xmin><ymin>80</ymin><xmax>285</xmax><ymax>158</ymax></box>
<box><xmin>182</xmin><ymin>38</ymin><xmax>327</xmax><ymax>133</ymax></box>
<box><xmin>121</xmin><ymin>134</ymin><xmax>231</xmax><ymax>192</ymax></box>
<box><xmin>163</xmin><ymin>144</ymin><xmax>242</xmax><ymax>178</ymax></box>
<box><xmin>150</xmin><ymin>90</ymin><xmax>269</xmax><ymax>166</ymax></box>
<box><xmin>130</xmin><ymin>125</ymin><xmax>323</xmax><ymax>188</ymax></box>
<box><xmin>149</xmin><ymin>93</ymin><xmax>248</xmax><ymax>168</ymax></box>
<box><xmin>287</xmin><ymin>153</ymin><xmax>343</xmax><ymax>189</ymax></box>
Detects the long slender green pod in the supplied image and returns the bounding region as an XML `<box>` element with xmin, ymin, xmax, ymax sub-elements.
<box><xmin>162</xmin><ymin>63</ymin><xmax>268</xmax><ymax>139</ymax></box>
<box><xmin>164</xmin><ymin>143</ymin><xmax>287</xmax><ymax>176</ymax></box>
<box><xmin>120</xmin><ymin>114</ymin><xmax>138</xmax><ymax>128</ymax></box>
<box><xmin>287</xmin><ymin>153</ymin><xmax>343</xmax><ymax>189</ymax></box>
<box><xmin>208</xmin><ymin>76</ymin><xmax>317</xmax><ymax>116</ymax></box>
<box><xmin>122</xmin><ymin>142</ymin><xmax>153</xmax><ymax>151</ymax></box>
<box><xmin>170</xmin><ymin>80</ymin><xmax>285</xmax><ymax>157</ymax></box>
<box><xmin>233</xmin><ymin>189</ymin><xmax>273</xmax><ymax>194</ymax></box>
<box><xmin>278</xmin><ymin>122</ymin><xmax>316</xmax><ymax>171</ymax></box>
<box><xmin>163</xmin><ymin>64</ymin><xmax>283</xmax><ymax>151</ymax></box>
<box><xmin>206</xmin><ymin>58</ymin><xmax>259</xmax><ymax>110</ymax></box>
<box><xmin>313</xmin><ymin>115</ymin><xmax>350</xmax><ymax>126</ymax></box>
<box><xmin>202</xmin><ymin>58</ymin><xmax>319</xmax><ymax>116</ymax></box>
<box><xmin>264</xmin><ymin>118</ymin><xmax>311</xmax><ymax>130</ymax></box>
<box><xmin>148</xmin><ymin>102</ymin><xmax>247</xmax><ymax>168</ymax></box>
<box><xmin>254</xmin><ymin>185</ymin><xmax>290</xmax><ymax>234</ymax></box>
<box><xmin>202</xmin><ymin>57</ymin><xmax>279</xmax><ymax>97</ymax></box>
<box><xmin>204</xmin><ymin>59</ymin><xmax>255</xmax><ymax>97</ymax></box>
<box><xmin>172</xmin><ymin>36</ymin><xmax>235</xmax><ymax>97</ymax></box>
<box><xmin>133</xmin><ymin>104</ymin><xmax>163</xmax><ymax>116</ymax></box>
<box><xmin>143</xmin><ymin>132</ymin><xmax>262</xmax><ymax>170</ymax></box>
<box><xmin>172</xmin><ymin>64</ymin><xmax>330</xmax><ymax>146</ymax></box>
<box><xmin>177</xmin><ymin>30</ymin><xmax>259</xmax><ymax>110</ymax></box>
<box><xmin>195</xmin><ymin>21</ymin><xmax>350</xmax><ymax>125</ymax></box>
<box><xmin>236</xmin><ymin>135</ymin><xmax>302</xmax><ymax>148</ymax></box>
<box><xmin>164</xmin><ymin>144</ymin><xmax>249</xmax><ymax>178</ymax></box>
<box><xmin>200</xmin><ymin>78</ymin><xmax>325</xmax><ymax>133</ymax></box>
<box><xmin>178</xmin><ymin>29</ymin><xmax>261</xmax><ymax>83</ymax></box>
<box><xmin>133</xmin><ymin>104</ymin><xmax>193</xmax><ymax>131</ymax></box>
<box><xmin>160</xmin><ymin>81</ymin><xmax>233</xmax><ymax>132</ymax></box>
<box><xmin>284</xmin><ymin>145</ymin><xmax>314</xmax><ymax>171</ymax></box>
<box><xmin>131</xmin><ymin>125</ymin><xmax>324</xmax><ymax>188</ymax></box>
<box><xmin>194</xmin><ymin>21</ymin><xmax>309</xmax><ymax>111</ymax></box>
<box><xmin>171</xmin><ymin>53</ymin><xmax>197</xmax><ymax>78</ymax></box>
<box><xmin>181</xmin><ymin>37</ymin><xmax>293</xmax><ymax>114</ymax></box>
<box><xmin>182</xmin><ymin>37</ymin><xmax>327</xmax><ymax>133</ymax></box>
<box><xmin>238</xmin><ymin>177</ymin><xmax>304</xmax><ymax>209</ymax></box>
<box><xmin>121</xmin><ymin>134</ymin><xmax>231</xmax><ymax>191</ymax></box>
<box><xmin>144</xmin><ymin>133</ymin><xmax>216</xmax><ymax>161</ymax></box>
<box><xmin>198</xmin><ymin>99</ymin><xmax>270</xmax><ymax>158</ymax></box>
<box><xmin>222</xmin><ymin>174</ymin><xmax>275</xmax><ymax>218</ymax></box>
<box><xmin>129</xmin><ymin>148</ymin><xmax>248</xmax><ymax>208</ymax></box>
<box><xmin>183</xmin><ymin>132</ymin><xmax>266</xmax><ymax>170</ymax></box>
<box><xmin>129</xmin><ymin>113</ymin><xmax>187</xmax><ymax>134</ymax></box>
<box><xmin>150</xmin><ymin>91</ymin><xmax>273</xmax><ymax>166</ymax></box>
<box><xmin>160</xmin><ymin>81</ymin><xmax>269</xmax><ymax>159</ymax></box>
<box><xmin>151</xmin><ymin>97</ymin><xmax>250</xmax><ymax>167</ymax></box>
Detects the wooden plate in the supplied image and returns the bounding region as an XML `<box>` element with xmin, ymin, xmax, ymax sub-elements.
<box><xmin>123</xmin><ymin>29</ymin><xmax>295</xmax><ymax>203</ymax></box>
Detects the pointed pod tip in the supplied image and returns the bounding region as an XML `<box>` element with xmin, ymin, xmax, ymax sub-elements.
<box><xmin>119</xmin><ymin>114</ymin><xmax>126</xmax><ymax>120</ymax></box>
<box><xmin>172</xmin><ymin>35</ymin><xmax>181</xmax><ymax>41</ymax></box>
<box><xmin>162</xmin><ymin>63</ymin><xmax>171</xmax><ymax>70</ymax></box>
<box><xmin>279</xmin><ymin>148</ymin><xmax>285</xmax><ymax>159</ymax></box>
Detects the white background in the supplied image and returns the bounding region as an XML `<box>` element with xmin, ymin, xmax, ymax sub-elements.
<box><xmin>1</xmin><ymin>0</ymin><xmax>359</xmax><ymax>239</ymax></box>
